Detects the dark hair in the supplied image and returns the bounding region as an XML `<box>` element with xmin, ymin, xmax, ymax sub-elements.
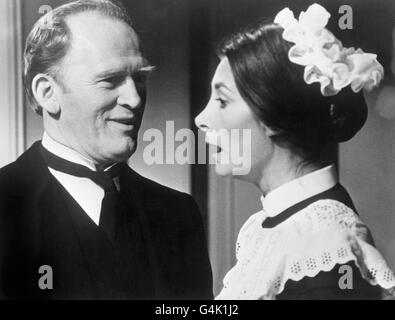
<box><xmin>218</xmin><ymin>21</ymin><xmax>368</xmax><ymax>167</ymax></box>
<box><xmin>23</xmin><ymin>0</ymin><xmax>134</xmax><ymax>115</ymax></box>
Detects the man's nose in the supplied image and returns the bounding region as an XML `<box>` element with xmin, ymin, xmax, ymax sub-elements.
<box><xmin>117</xmin><ymin>77</ymin><xmax>142</xmax><ymax>109</ymax></box>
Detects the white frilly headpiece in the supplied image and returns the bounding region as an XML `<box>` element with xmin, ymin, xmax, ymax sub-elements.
<box><xmin>274</xmin><ymin>3</ymin><xmax>384</xmax><ymax>96</ymax></box>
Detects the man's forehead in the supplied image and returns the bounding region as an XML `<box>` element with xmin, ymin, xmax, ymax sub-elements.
<box><xmin>66</xmin><ymin>12</ymin><xmax>141</xmax><ymax>55</ymax></box>
<box><xmin>62</xmin><ymin>12</ymin><xmax>146</xmax><ymax>71</ymax></box>
<box><xmin>94</xmin><ymin>55</ymin><xmax>150</xmax><ymax>74</ymax></box>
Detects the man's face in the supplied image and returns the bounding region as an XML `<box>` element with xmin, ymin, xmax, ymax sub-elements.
<box><xmin>54</xmin><ymin>12</ymin><xmax>151</xmax><ymax>166</ymax></box>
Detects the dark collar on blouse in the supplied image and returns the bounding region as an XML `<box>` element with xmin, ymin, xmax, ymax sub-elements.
<box><xmin>261</xmin><ymin>184</ymin><xmax>356</xmax><ymax>229</ymax></box>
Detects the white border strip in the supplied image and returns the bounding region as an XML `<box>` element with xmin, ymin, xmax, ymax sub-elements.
<box><xmin>0</xmin><ymin>0</ymin><xmax>25</xmax><ymax>167</ymax></box>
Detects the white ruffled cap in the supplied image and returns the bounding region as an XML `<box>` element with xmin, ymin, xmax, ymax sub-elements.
<box><xmin>274</xmin><ymin>3</ymin><xmax>384</xmax><ymax>96</ymax></box>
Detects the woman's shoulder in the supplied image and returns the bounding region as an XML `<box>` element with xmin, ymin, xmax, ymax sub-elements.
<box><xmin>276</xmin><ymin>198</ymin><xmax>395</xmax><ymax>298</ymax></box>
<box><xmin>292</xmin><ymin>198</ymin><xmax>368</xmax><ymax>235</ymax></box>
<box><xmin>219</xmin><ymin>185</ymin><xmax>395</xmax><ymax>299</ymax></box>
<box><xmin>283</xmin><ymin>183</ymin><xmax>371</xmax><ymax>242</ymax></box>
<box><xmin>277</xmin><ymin>260</ymin><xmax>383</xmax><ymax>300</ymax></box>
<box><xmin>262</xmin><ymin>183</ymin><xmax>358</xmax><ymax>229</ymax></box>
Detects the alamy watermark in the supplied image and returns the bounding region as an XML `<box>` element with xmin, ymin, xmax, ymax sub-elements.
<box><xmin>142</xmin><ymin>121</ymin><xmax>252</xmax><ymax>176</ymax></box>
<box><xmin>38</xmin><ymin>265</ymin><xmax>53</xmax><ymax>290</ymax></box>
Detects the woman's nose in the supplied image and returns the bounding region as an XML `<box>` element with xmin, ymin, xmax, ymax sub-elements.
<box><xmin>195</xmin><ymin>107</ymin><xmax>210</xmax><ymax>132</ymax></box>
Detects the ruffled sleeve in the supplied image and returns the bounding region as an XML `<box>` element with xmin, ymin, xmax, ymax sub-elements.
<box><xmin>216</xmin><ymin>199</ymin><xmax>395</xmax><ymax>300</ymax></box>
<box><xmin>277</xmin><ymin>261</ymin><xmax>382</xmax><ymax>300</ymax></box>
<box><xmin>267</xmin><ymin>200</ymin><xmax>395</xmax><ymax>299</ymax></box>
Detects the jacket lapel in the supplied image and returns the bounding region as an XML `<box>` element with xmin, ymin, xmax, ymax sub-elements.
<box><xmin>14</xmin><ymin>142</ymin><xmax>100</xmax><ymax>298</ymax></box>
<box><xmin>119</xmin><ymin>167</ymin><xmax>160</xmax><ymax>298</ymax></box>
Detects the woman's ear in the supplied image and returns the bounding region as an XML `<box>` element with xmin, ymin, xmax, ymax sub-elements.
<box><xmin>31</xmin><ymin>73</ymin><xmax>61</xmax><ymax>115</ymax></box>
<box><xmin>259</xmin><ymin>121</ymin><xmax>276</xmax><ymax>137</ymax></box>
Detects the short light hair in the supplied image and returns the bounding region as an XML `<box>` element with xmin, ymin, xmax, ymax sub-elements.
<box><xmin>23</xmin><ymin>0</ymin><xmax>135</xmax><ymax>115</ymax></box>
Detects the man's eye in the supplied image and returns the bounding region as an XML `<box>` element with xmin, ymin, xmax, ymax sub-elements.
<box><xmin>132</xmin><ymin>72</ymin><xmax>149</xmax><ymax>85</ymax></box>
<box><xmin>101</xmin><ymin>76</ymin><xmax>124</xmax><ymax>87</ymax></box>
<box><xmin>216</xmin><ymin>98</ymin><xmax>228</xmax><ymax>109</ymax></box>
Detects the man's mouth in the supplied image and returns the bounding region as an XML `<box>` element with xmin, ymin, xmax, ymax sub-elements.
<box><xmin>108</xmin><ymin>118</ymin><xmax>139</xmax><ymax>130</ymax></box>
<box><xmin>110</xmin><ymin>118</ymin><xmax>135</xmax><ymax>124</ymax></box>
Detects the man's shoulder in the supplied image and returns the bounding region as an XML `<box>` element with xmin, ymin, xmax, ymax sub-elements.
<box><xmin>0</xmin><ymin>160</ymin><xmax>19</xmax><ymax>181</ymax></box>
<box><xmin>0</xmin><ymin>141</ymin><xmax>44</xmax><ymax>190</ymax></box>
<box><xmin>0</xmin><ymin>156</ymin><xmax>26</xmax><ymax>188</ymax></box>
<box><xmin>124</xmin><ymin>168</ymin><xmax>207</xmax><ymax>243</ymax></box>
<box><xmin>125</xmin><ymin>167</ymin><xmax>195</xmax><ymax>204</ymax></box>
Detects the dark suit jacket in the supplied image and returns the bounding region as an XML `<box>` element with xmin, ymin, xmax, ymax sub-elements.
<box><xmin>0</xmin><ymin>142</ymin><xmax>213</xmax><ymax>300</ymax></box>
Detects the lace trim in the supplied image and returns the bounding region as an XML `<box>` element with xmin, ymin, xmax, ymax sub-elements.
<box><xmin>266</xmin><ymin>239</ymin><xmax>395</xmax><ymax>299</ymax></box>
<box><xmin>217</xmin><ymin>200</ymin><xmax>395</xmax><ymax>300</ymax></box>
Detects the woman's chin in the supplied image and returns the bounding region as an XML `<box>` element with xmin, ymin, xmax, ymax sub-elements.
<box><xmin>214</xmin><ymin>163</ymin><xmax>236</xmax><ymax>177</ymax></box>
<box><xmin>213</xmin><ymin>164</ymin><xmax>256</xmax><ymax>187</ymax></box>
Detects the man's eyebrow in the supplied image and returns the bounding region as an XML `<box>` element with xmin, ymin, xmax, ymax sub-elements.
<box><xmin>95</xmin><ymin>64</ymin><xmax>156</xmax><ymax>78</ymax></box>
<box><xmin>136</xmin><ymin>65</ymin><xmax>156</xmax><ymax>73</ymax></box>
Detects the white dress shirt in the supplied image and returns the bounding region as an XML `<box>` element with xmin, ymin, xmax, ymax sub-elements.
<box><xmin>42</xmin><ymin>132</ymin><xmax>119</xmax><ymax>225</ymax></box>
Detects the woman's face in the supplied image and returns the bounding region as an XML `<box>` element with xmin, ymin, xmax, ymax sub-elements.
<box><xmin>195</xmin><ymin>57</ymin><xmax>274</xmax><ymax>182</ymax></box>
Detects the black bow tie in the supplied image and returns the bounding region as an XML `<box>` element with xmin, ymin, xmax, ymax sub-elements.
<box><xmin>39</xmin><ymin>144</ymin><xmax>124</xmax><ymax>189</ymax></box>
<box><xmin>40</xmin><ymin>144</ymin><xmax>126</xmax><ymax>241</ymax></box>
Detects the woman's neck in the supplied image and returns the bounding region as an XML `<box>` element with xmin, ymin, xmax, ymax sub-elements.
<box><xmin>257</xmin><ymin>149</ymin><xmax>319</xmax><ymax>196</ymax></box>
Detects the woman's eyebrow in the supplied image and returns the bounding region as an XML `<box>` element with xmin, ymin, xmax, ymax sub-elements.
<box><xmin>214</xmin><ymin>82</ymin><xmax>233</xmax><ymax>94</ymax></box>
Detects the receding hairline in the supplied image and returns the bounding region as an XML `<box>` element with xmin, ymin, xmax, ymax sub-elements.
<box><xmin>65</xmin><ymin>9</ymin><xmax>135</xmax><ymax>29</ymax></box>
<box><xmin>65</xmin><ymin>10</ymin><xmax>139</xmax><ymax>44</ymax></box>
<box><xmin>58</xmin><ymin>11</ymin><xmax>143</xmax><ymax>75</ymax></box>
<box><xmin>23</xmin><ymin>0</ymin><xmax>142</xmax><ymax>114</ymax></box>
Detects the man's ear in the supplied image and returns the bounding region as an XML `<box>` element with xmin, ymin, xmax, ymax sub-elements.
<box><xmin>31</xmin><ymin>73</ymin><xmax>61</xmax><ymax>115</ymax></box>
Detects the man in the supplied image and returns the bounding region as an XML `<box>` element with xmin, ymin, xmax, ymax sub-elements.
<box><xmin>0</xmin><ymin>0</ymin><xmax>212</xmax><ymax>299</ymax></box>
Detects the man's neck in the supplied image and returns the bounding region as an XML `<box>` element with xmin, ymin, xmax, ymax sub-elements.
<box><xmin>42</xmin><ymin>132</ymin><xmax>115</xmax><ymax>172</ymax></box>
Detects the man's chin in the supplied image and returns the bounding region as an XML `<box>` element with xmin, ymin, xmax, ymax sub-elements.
<box><xmin>115</xmin><ymin>145</ymin><xmax>137</xmax><ymax>162</ymax></box>
<box><xmin>106</xmin><ymin>139</ymin><xmax>137</xmax><ymax>163</ymax></box>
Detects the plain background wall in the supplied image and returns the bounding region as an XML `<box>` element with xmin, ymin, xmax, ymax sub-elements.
<box><xmin>22</xmin><ymin>0</ymin><xmax>191</xmax><ymax>193</ymax></box>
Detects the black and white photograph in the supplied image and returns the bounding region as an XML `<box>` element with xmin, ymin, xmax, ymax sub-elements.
<box><xmin>0</xmin><ymin>0</ymin><xmax>395</xmax><ymax>306</ymax></box>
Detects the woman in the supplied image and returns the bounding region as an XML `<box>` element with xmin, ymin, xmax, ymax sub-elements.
<box><xmin>195</xmin><ymin>4</ymin><xmax>395</xmax><ymax>300</ymax></box>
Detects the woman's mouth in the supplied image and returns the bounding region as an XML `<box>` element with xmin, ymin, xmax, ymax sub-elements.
<box><xmin>205</xmin><ymin>131</ymin><xmax>224</xmax><ymax>159</ymax></box>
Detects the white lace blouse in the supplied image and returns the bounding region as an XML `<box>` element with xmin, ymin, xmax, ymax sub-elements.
<box><xmin>216</xmin><ymin>166</ymin><xmax>395</xmax><ymax>300</ymax></box>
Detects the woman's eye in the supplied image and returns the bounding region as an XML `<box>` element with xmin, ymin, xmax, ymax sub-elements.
<box><xmin>216</xmin><ymin>98</ymin><xmax>228</xmax><ymax>108</ymax></box>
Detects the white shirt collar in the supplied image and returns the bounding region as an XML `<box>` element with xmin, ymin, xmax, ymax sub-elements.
<box><xmin>42</xmin><ymin>132</ymin><xmax>99</xmax><ymax>171</ymax></box>
<box><xmin>260</xmin><ymin>165</ymin><xmax>338</xmax><ymax>218</ymax></box>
